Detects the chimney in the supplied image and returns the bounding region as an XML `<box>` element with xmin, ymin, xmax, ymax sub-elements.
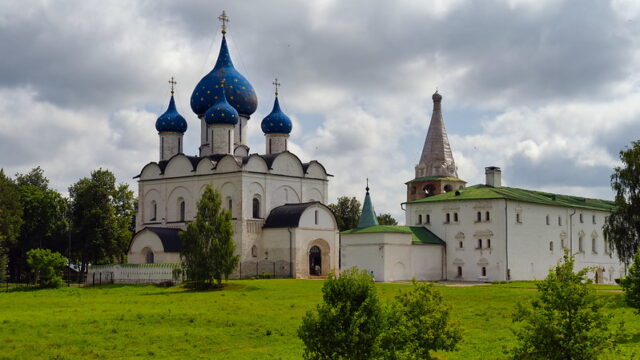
<box><xmin>485</xmin><ymin>166</ymin><xmax>501</xmax><ymax>187</ymax></box>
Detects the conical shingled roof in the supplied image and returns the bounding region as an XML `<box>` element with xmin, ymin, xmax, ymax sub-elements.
<box><xmin>417</xmin><ymin>91</ymin><xmax>458</xmax><ymax>178</ymax></box>
<box><xmin>357</xmin><ymin>184</ymin><xmax>379</xmax><ymax>228</ymax></box>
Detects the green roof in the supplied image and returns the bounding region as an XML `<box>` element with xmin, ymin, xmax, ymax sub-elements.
<box><xmin>406</xmin><ymin>176</ymin><xmax>466</xmax><ymax>184</ymax></box>
<box><xmin>407</xmin><ymin>184</ymin><xmax>615</xmax><ymax>212</ymax></box>
<box><xmin>357</xmin><ymin>191</ymin><xmax>379</xmax><ymax>228</ymax></box>
<box><xmin>341</xmin><ymin>225</ymin><xmax>445</xmax><ymax>245</ymax></box>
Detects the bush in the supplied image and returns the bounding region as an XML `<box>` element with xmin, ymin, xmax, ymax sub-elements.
<box><xmin>298</xmin><ymin>268</ymin><xmax>385</xmax><ymax>359</ymax></box>
<box><xmin>621</xmin><ymin>250</ymin><xmax>640</xmax><ymax>312</ymax></box>
<box><xmin>510</xmin><ymin>250</ymin><xmax>619</xmax><ymax>359</ymax></box>
<box><xmin>381</xmin><ymin>281</ymin><xmax>462</xmax><ymax>359</ymax></box>
<box><xmin>26</xmin><ymin>248</ymin><xmax>67</xmax><ymax>288</ymax></box>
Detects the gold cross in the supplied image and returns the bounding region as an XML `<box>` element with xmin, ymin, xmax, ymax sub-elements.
<box><xmin>168</xmin><ymin>76</ymin><xmax>177</xmax><ymax>95</ymax></box>
<box><xmin>218</xmin><ymin>10</ymin><xmax>229</xmax><ymax>34</ymax></box>
<box><xmin>273</xmin><ymin>78</ymin><xmax>281</xmax><ymax>96</ymax></box>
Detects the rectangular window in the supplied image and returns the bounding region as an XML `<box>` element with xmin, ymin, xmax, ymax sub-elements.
<box><xmin>487</xmin><ymin>239</ymin><xmax>491</xmax><ymax>248</ymax></box>
<box><xmin>459</xmin><ymin>241</ymin><xmax>463</xmax><ymax>249</ymax></box>
<box><xmin>454</xmin><ymin>212</ymin><xmax>459</xmax><ymax>222</ymax></box>
<box><xmin>558</xmin><ymin>216</ymin><xmax>562</xmax><ymax>226</ymax></box>
<box><xmin>592</xmin><ymin>215</ymin><xmax>596</xmax><ymax>224</ymax></box>
<box><xmin>546</xmin><ymin>215</ymin><xmax>550</xmax><ymax>225</ymax></box>
<box><xmin>482</xmin><ymin>267</ymin><xmax>487</xmax><ymax>277</ymax></box>
<box><xmin>315</xmin><ymin>210</ymin><xmax>319</xmax><ymax>225</ymax></box>
<box><xmin>485</xmin><ymin>211</ymin><xmax>490</xmax><ymax>222</ymax></box>
<box><xmin>228</xmin><ymin>199</ymin><xmax>233</xmax><ymax>213</ymax></box>
<box><xmin>426</xmin><ymin>214</ymin><xmax>431</xmax><ymax>224</ymax></box>
<box><xmin>457</xmin><ymin>266</ymin><xmax>462</xmax><ymax>277</ymax></box>
<box><xmin>417</xmin><ymin>214</ymin><xmax>422</xmax><ymax>225</ymax></box>
<box><xmin>476</xmin><ymin>211</ymin><xmax>481</xmax><ymax>222</ymax></box>
<box><xmin>477</xmin><ymin>239</ymin><xmax>482</xmax><ymax>249</ymax></box>
<box><xmin>446</xmin><ymin>213</ymin><xmax>450</xmax><ymax>223</ymax></box>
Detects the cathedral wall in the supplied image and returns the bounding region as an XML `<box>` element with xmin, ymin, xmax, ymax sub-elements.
<box><xmin>211</xmin><ymin>125</ymin><xmax>234</xmax><ymax>155</ymax></box>
<box><xmin>265</xmin><ymin>134</ymin><xmax>288</xmax><ymax>154</ymax></box>
<box><xmin>159</xmin><ymin>133</ymin><xmax>182</xmax><ymax>161</ymax></box>
<box><xmin>305</xmin><ymin>163</ymin><xmax>328</xmax><ymax>180</ymax></box>
<box><xmin>128</xmin><ymin>231</ymin><xmax>181</xmax><ymax>264</ymax></box>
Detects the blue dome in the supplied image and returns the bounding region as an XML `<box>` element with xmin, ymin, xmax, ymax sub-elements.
<box><xmin>155</xmin><ymin>95</ymin><xmax>187</xmax><ymax>133</ymax></box>
<box><xmin>191</xmin><ymin>35</ymin><xmax>258</xmax><ymax>117</ymax></box>
<box><xmin>261</xmin><ymin>97</ymin><xmax>292</xmax><ymax>134</ymax></box>
<box><xmin>204</xmin><ymin>87</ymin><xmax>239</xmax><ymax>126</ymax></box>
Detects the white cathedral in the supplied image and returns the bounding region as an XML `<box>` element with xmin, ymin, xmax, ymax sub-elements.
<box><xmin>125</xmin><ymin>20</ymin><xmax>339</xmax><ymax>279</ymax></box>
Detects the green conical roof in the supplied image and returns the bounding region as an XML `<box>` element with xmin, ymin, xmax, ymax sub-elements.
<box><xmin>357</xmin><ymin>184</ymin><xmax>379</xmax><ymax>228</ymax></box>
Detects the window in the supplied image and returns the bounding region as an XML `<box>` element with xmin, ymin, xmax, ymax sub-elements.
<box><xmin>228</xmin><ymin>130</ymin><xmax>232</xmax><ymax>153</ymax></box>
<box><xmin>516</xmin><ymin>213</ymin><xmax>521</xmax><ymax>223</ymax></box>
<box><xmin>549</xmin><ymin>241</ymin><xmax>554</xmax><ymax>251</ymax></box>
<box><xmin>314</xmin><ymin>210</ymin><xmax>319</xmax><ymax>225</ymax></box>
<box><xmin>178</xmin><ymin>137</ymin><xmax>181</xmax><ymax>152</ymax></box>
<box><xmin>457</xmin><ymin>266</ymin><xmax>462</xmax><ymax>277</ymax></box>
<box><xmin>179</xmin><ymin>200</ymin><xmax>185</xmax><ymax>222</ymax></box>
<box><xmin>417</xmin><ymin>214</ymin><xmax>423</xmax><ymax>225</ymax></box>
<box><xmin>454</xmin><ymin>212</ymin><xmax>459</xmax><ymax>222</ymax></box>
<box><xmin>592</xmin><ymin>215</ymin><xmax>596</xmax><ymax>224</ymax></box>
<box><xmin>251</xmin><ymin>245</ymin><xmax>258</xmax><ymax>258</ymax></box>
<box><xmin>482</xmin><ymin>267</ymin><xmax>487</xmax><ymax>277</ymax></box>
<box><xmin>558</xmin><ymin>216</ymin><xmax>562</xmax><ymax>226</ymax></box>
<box><xmin>578</xmin><ymin>236</ymin><xmax>584</xmax><ymax>253</ymax></box>
<box><xmin>426</xmin><ymin>214</ymin><xmax>431</xmax><ymax>224</ymax></box>
<box><xmin>561</xmin><ymin>238</ymin><xmax>566</xmax><ymax>249</ymax></box>
<box><xmin>592</xmin><ymin>237</ymin><xmax>597</xmax><ymax>254</ymax></box>
<box><xmin>444</xmin><ymin>184</ymin><xmax>452</xmax><ymax>192</ymax></box>
<box><xmin>161</xmin><ymin>137</ymin><xmax>164</xmax><ymax>156</ymax></box>
<box><xmin>476</xmin><ymin>211</ymin><xmax>482</xmax><ymax>222</ymax></box>
<box><xmin>485</xmin><ymin>211</ymin><xmax>490</xmax><ymax>221</ymax></box>
<box><xmin>150</xmin><ymin>200</ymin><xmax>157</xmax><ymax>221</ymax></box>
<box><xmin>252</xmin><ymin>197</ymin><xmax>261</xmax><ymax>218</ymax></box>
<box><xmin>546</xmin><ymin>215</ymin><xmax>550</xmax><ymax>225</ymax></box>
<box><xmin>145</xmin><ymin>250</ymin><xmax>154</xmax><ymax>264</ymax></box>
<box><xmin>459</xmin><ymin>241</ymin><xmax>463</xmax><ymax>249</ymax></box>
<box><xmin>477</xmin><ymin>239</ymin><xmax>483</xmax><ymax>249</ymax></box>
<box><xmin>269</xmin><ymin>138</ymin><xmax>272</xmax><ymax>153</ymax></box>
<box><xmin>487</xmin><ymin>239</ymin><xmax>491</xmax><ymax>248</ymax></box>
<box><xmin>228</xmin><ymin>198</ymin><xmax>233</xmax><ymax>214</ymax></box>
<box><xmin>446</xmin><ymin>213</ymin><xmax>451</xmax><ymax>223</ymax></box>
<box><xmin>579</xmin><ymin>213</ymin><xmax>583</xmax><ymax>223</ymax></box>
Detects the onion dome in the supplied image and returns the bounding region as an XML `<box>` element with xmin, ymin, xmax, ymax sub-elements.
<box><xmin>191</xmin><ymin>35</ymin><xmax>258</xmax><ymax>117</ymax></box>
<box><xmin>261</xmin><ymin>97</ymin><xmax>292</xmax><ymax>134</ymax></box>
<box><xmin>155</xmin><ymin>95</ymin><xmax>187</xmax><ymax>133</ymax></box>
<box><xmin>204</xmin><ymin>86</ymin><xmax>239</xmax><ymax>126</ymax></box>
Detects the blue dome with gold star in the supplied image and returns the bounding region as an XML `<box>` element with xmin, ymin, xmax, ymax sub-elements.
<box><xmin>191</xmin><ymin>35</ymin><xmax>258</xmax><ymax>117</ymax></box>
<box><xmin>155</xmin><ymin>95</ymin><xmax>187</xmax><ymax>133</ymax></box>
<box><xmin>204</xmin><ymin>86</ymin><xmax>239</xmax><ymax>126</ymax></box>
<box><xmin>261</xmin><ymin>97</ymin><xmax>292</xmax><ymax>134</ymax></box>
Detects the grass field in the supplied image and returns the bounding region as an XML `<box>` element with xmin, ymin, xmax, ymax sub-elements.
<box><xmin>1</xmin><ymin>280</ymin><xmax>639</xmax><ymax>359</ymax></box>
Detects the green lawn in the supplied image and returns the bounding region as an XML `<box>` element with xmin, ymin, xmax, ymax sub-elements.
<box><xmin>0</xmin><ymin>280</ymin><xmax>638</xmax><ymax>359</ymax></box>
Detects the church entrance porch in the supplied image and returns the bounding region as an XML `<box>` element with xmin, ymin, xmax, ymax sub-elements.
<box><xmin>309</xmin><ymin>246</ymin><xmax>322</xmax><ymax>275</ymax></box>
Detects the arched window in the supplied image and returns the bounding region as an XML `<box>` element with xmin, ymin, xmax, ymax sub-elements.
<box><xmin>423</xmin><ymin>184</ymin><xmax>436</xmax><ymax>197</ymax></box>
<box><xmin>150</xmin><ymin>200</ymin><xmax>157</xmax><ymax>221</ymax></box>
<box><xmin>314</xmin><ymin>210</ymin><xmax>319</xmax><ymax>225</ymax></box>
<box><xmin>487</xmin><ymin>239</ymin><xmax>491</xmax><ymax>248</ymax></box>
<box><xmin>546</xmin><ymin>215</ymin><xmax>550</xmax><ymax>225</ymax></box>
<box><xmin>179</xmin><ymin>200</ymin><xmax>185</xmax><ymax>222</ymax></box>
<box><xmin>446</xmin><ymin>213</ymin><xmax>451</xmax><ymax>223</ymax></box>
<box><xmin>444</xmin><ymin>184</ymin><xmax>452</xmax><ymax>193</ymax></box>
<box><xmin>252</xmin><ymin>197</ymin><xmax>260</xmax><ymax>218</ymax></box>
<box><xmin>228</xmin><ymin>198</ymin><xmax>233</xmax><ymax>214</ymax></box>
<box><xmin>482</xmin><ymin>267</ymin><xmax>487</xmax><ymax>277</ymax></box>
<box><xmin>549</xmin><ymin>241</ymin><xmax>554</xmax><ymax>251</ymax></box>
<box><xmin>457</xmin><ymin>266</ymin><xmax>463</xmax><ymax>277</ymax></box>
<box><xmin>426</xmin><ymin>214</ymin><xmax>431</xmax><ymax>224</ymax></box>
<box><xmin>453</xmin><ymin>212</ymin><xmax>459</xmax><ymax>222</ymax></box>
<box><xmin>558</xmin><ymin>216</ymin><xmax>562</xmax><ymax>226</ymax></box>
<box><xmin>578</xmin><ymin>236</ymin><xmax>584</xmax><ymax>253</ymax></box>
<box><xmin>592</xmin><ymin>237</ymin><xmax>597</xmax><ymax>253</ymax></box>
<box><xmin>477</xmin><ymin>239</ymin><xmax>483</xmax><ymax>249</ymax></box>
<box><xmin>476</xmin><ymin>211</ymin><xmax>482</xmax><ymax>222</ymax></box>
<box><xmin>418</xmin><ymin>214</ymin><xmax>423</xmax><ymax>224</ymax></box>
<box><xmin>145</xmin><ymin>250</ymin><xmax>154</xmax><ymax>264</ymax></box>
<box><xmin>251</xmin><ymin>245</ymin><xmax>257</xmax><ymax>258</ymax></box>
<box><xmin>485</xmin><ymin>211</ymin><xmax>490</xmax><ymax>221</ymax></box>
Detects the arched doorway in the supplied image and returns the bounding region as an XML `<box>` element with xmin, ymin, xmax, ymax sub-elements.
<box><xmin>309</xmin><ymin>246</ymin><xmax>322</xmax><ymax>276</ymax></box>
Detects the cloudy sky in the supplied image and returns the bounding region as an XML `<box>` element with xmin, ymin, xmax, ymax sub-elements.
<box><xmin>1</xmin><ymin>0</ymin><xmax>639</xmax><ymax>221</ymax></box>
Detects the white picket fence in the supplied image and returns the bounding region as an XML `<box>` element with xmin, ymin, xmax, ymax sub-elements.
<box><xmin>86</xmin><ymin>264</ymin><xmax>181</xmax><ymax>285</ymax></box>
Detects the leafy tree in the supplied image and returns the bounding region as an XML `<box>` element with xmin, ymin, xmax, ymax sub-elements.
<box><xmin>26</xmin><ymin>248</ymin><xmax>67</xmax><ymax>288</ymax></box>
<box><xmin>381</xmin><ymin>281</ymin><xmax>462</xmax><ymax>359</ymax></box>
<box><xmin>510</xmin><ymin>251</ymin><xmax>619</xmax><ymax>360</ymax></box>
<box><xmin>178</xmin><ymin>185</ymin><xmax>238</xmax><ymax>289</ymax></box>
<box><xmin>15</xmin><ymin>166</ymin><xmax>49</xmax><ymax>191</ymax></box>
<box><xmin>328</xmin><ymin>196</ymin><xmax>361</xmax><ymax>231</ymax></box>
<box><xmin>69</xmin><ymin>169</ymin><xmax>134</xmax><ymax>281</ymax></box>
<box><xmin>604</xmin><ymin>140</ymin><xmax>640</xmax><ymax>264</ymax></box>
<box><xmin>298</xmin><ymin>268</ymin><xmax>385</xmax><ymax>360</ymax></box>
<box><xmin>377</xmin><ymin>213</ymin><xmax>398</xmax><ymax>226</ymax></box>
<box><xmin>0</xmin><ymin>170</ymin><xmax>23</xmax><ymax>281</ymax></box>
<box><xmin>621</xmin><ymin>250</ymin><xmax>640</xmax><ymax>312</ymax></box>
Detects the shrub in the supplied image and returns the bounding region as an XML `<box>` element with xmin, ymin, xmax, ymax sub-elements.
<box><xmin>298</xmin><ymin>268</ymin><xmax>385</xmax><ymax>359</ymax></box>
<box><xmin>510</xmin><ymin>250</ymin><xmax>619</xmax><ymax>359</ymax></box>
<box><xmin>621</xmin><ymin>250</ymin><xmax>640</xmax><ymax>312</ymax></box>
<box><xmin>26</xmin><ymin>248</ymin><xmax>67</xmax><ymax>288</ymax></box>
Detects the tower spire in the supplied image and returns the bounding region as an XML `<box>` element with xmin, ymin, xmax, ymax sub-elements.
<box><xmin>218</xmin><ymin>10</ymin><xmax>229</xmax><ymax>34</ymax></box>
<box><xmin>357</xmin><ymin>179</ymin><xmax>379</xmax><ymax>228</ymax></box>
<box><xmin>416</xmin><ymin>90</ymin><xmax>457</xmax><ymax>178</ymax></box>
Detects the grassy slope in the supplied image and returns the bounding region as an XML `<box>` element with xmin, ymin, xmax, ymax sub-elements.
<box><xmin>0</xmin><ymin>280</ymin><xmax>638</xmax><ymax>359</ymax></box>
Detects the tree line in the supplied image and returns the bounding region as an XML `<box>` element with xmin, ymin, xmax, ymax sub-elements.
<box><xmin>0</xmin><ymin>167</ymin><xmax>135</xmax><ymax>284</ymax></box>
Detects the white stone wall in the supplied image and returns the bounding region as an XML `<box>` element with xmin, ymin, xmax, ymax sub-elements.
<box><xmin>406</xmin><ymin>199</ymin><xmax>623</xmax><ymax>283</ymax></box>
<box><xmin>265</xmin><ymin>134</ymin><xmax>288</xmax><ymax>154</ymax></box>
<box><xmin>234</xmin><ymin>115</ymin><xmax>249</xmax><ymax>146</ymax></box>
<box><xmin>159</xmin><ymin>133</ymin><xmax>183</xmax><ymax>161</ymax></box>
<box><xmin>210</xmin><ymin>124</ymin><xmax>234</xmax><ymax>155</ymax></box>
<box><xmin>87</xmin><ymin>264</ymin><xmax>179</xmax><ymax>285</ymax></box>
<box><xmin>128</xmin><ymin>229</ymin><xmax>181</xmax><ymax>264</ymax></box>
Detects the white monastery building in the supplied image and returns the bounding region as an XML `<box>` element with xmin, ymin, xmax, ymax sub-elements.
<box><xmin>124</xmin><ymin>16</ymin><xmax>339</xmax><ymax>280</ymax></box>
<box><xmin>341</xmin><ymin>92</ymin><xmax>624</xmax><ymax>284</ymax></box>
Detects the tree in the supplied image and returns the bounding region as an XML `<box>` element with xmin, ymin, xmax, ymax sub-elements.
<box><xmin>15</xmin><ymin>166</ymin><xmax>49</xmax><ymax>191</ymax></box>
<box><xmin>377</xmin><ymin>213</ymin><xmax>398</xmax><ymax>226</ymax></box>
<box><xmin>621</xmin><ymin>250</ymin><xmax>640</xmax><ymax>312</ymax></box>
<box><xmin>328</xmin><ymin>196</ymin><xmax>361</xmax><ymax>231</ymax></box>
<box><xmin>0</xmin><ymin>170</ymin><xmax>23</xmax><ymax>282</ymax></box>
<box><xmin>178</xmin><ymin>185</ymin><xmax>238</xmax><ymax>289</ymax></box>
<box><xmin>298</xmin><ymin>268</ymin><xmax>385</xmax><ymax>360</ymax></box>
<box><xmin>604</xmin><ymin>140</ymin><xmax>640</xmax><ymax>264</ymax></box>
<box><xmin>381</xmin><ymin>281</ymin><xmax>462</xmax><ymax>359</ymax></box>
<box><xmin>26</xmin><ymin>248</ymin><xmax>67</xmax><ymax>288</ymax></box>
<box><xmin>510</xmin><ymin>251</ymin><xmax>619</xmax><ymax>359</ymax></box>
<box><xmin>69</xmin><ymin>169</ymin><xmax>134</xmax><ymax>281</ymax></box>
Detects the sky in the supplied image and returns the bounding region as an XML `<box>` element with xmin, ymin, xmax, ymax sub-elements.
<box><xmin>1</xmin><ymin>0</ymin><xmax>639</xmax><ymax>221</ymax></box>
